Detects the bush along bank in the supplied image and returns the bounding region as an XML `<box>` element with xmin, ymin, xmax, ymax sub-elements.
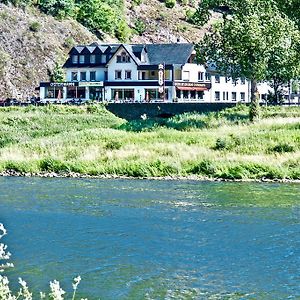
<box><xmin>0</xmin><ymin>104</ymin><xmax>299</xmax><ymax>181</ymax></box>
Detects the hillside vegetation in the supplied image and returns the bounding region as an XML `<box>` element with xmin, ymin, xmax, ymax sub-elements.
<box><xmin>0</xmin><ymin>105</ymin><xmax>299</xmax><ymax>181</ymax></box>
<box><xmin>0</xmin><ymin>0</ymin><xmax>207</xmax><ymax>98</ymax></box>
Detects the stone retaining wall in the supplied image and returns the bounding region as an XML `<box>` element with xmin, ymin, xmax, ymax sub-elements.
<box><xmin>107</xmin><ymin>102</ymin><xmax>237</xmax><ymax>120</ymax></box>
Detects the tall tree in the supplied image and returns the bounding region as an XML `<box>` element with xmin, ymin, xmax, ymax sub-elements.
<box><xmin>193</xmin><ymin>0</ymin><xmax>300</xmax><ymax>121</ymax></box>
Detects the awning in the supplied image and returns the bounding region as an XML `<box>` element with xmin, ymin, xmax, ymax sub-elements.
<box><xmin>176</xmin><ymin>86</ymin><xmax>208</xmax><ymax>91</ymax></box>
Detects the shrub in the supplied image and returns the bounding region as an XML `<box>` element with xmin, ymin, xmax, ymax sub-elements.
<box><xmin>64</xmin><ymin>36</ymin><xmax>75</xmax><ymax>48</ymax></box>
<box><xmin>185</xmin><ymin>8</ymin><xmax>195</xmax><ymax>22</ymax></box>
<box><xmin>77</xmin><ymin>0</ymin><xmax>118</xmax><ymax>34</ymax></box>
<box><xmin>134</xmin><ymin>18</ymin><xmax>146</xmax><ymax>36</ymax></box>
<box><xmin>105</xmin><ymin>140</ymin><xmax>123</xmax><ymax>150</ymax></box>
<box><xmin>214</xmin><ymin>138</ymin><xmax>227</xmax><ymax>150</ymax></box>
<box><xmin>115</xmin><ymin>19</ymin><xmax>131</xmax><ymax>42</ymax></box>
<box><xmin>49</xmin><ymin>62</ymin><xmax>65</xmax><ymax>83</ymax></box>
<box><xmin>270</xmin><ymin>143</ymin><xmax>295</xmax><ymax>153</ymax></box>
<box><xmin>213</xmin><ymin>134</ymin><xmax>241</xmax><ymax>151</ymax></box>
<box><xmin>132</xmin><ymin>0</ymin><xmax>142</xmax><ymax>5</ymax></box>
<box><xmin>39</xmin><ymin>158</ymin><xmax>70</xmax><ymax>173</ymax></box>
<box><xmin>189</xmin><ymin>159</ymin><xmax>217</xmax><ymax>176</ymax></box>
<box><xmin>165</xmin><ymin>0</ymin><xmax>176</xmax><ymax>8</ymax></box>
<box><xmin>38</xmin><ymin>0</ymin><xmax>76</xmax><ymax>19</ymax></box>
<box><xmin>180</xmin><ymin>0</ymin><xmax>188</xmax><ymax>5</ymax></box>
<box><xmin>0</xmin><ymin>134</ymin><xmax>15</xmax><ymax>148</ymax></box>
<box><xmin>29</xmin><ymin>21</ymin><xmax>41</xmax><ymax>32</ymax></box>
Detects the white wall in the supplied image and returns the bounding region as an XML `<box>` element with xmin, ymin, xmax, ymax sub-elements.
<box><xmin>66</xmin><ymin>68</ymin><xmax>106</xmax><ymax>82</ymax></box>
<box><xmin>209</xmin><ymin>76</ymin><xmax>250</xmax><ymax>102</ymax></box>
<box><xmin>181</xmin><ymin>63</ymin><xmax>207</xmax><ymax>82</ymax></box>
<box><xmin>107</xmin><ymin>48</ymin><xmax>138</xmax><ymax>81</ymax></box>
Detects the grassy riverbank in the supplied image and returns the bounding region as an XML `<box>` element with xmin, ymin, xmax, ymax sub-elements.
<box><xmin>0</xmin><ymin>104</ymin><xmax>299</xmax><ymax>180</ymax></box>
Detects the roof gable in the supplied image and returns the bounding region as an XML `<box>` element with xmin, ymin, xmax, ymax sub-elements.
<box><xmin>106</xmin><ymin>44</ymin><xmax>140</xmax><ymax>66</ymax></box>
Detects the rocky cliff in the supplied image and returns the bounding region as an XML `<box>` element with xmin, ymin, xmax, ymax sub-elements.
<box><xmin>0</xmin><ymin>1</ymin><xmax>207</xmax><ymax>99</ymax></box>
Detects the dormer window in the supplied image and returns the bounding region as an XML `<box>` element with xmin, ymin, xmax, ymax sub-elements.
<box><xmin>90</xmin><ymin>55</ymin><xmax>96</xmax><ymax>64</ymax></box>
<box><xmin>101</xmin><ymin>55</ymin><xmax>106</xmax><ymax>63</ymax></box>
<box><xmin>117</xmin><ymin>51</ymin><xmax>130</xmax><ymax>63</ymax></box>
<box><xmin>72</xmin><ymin>55</ymin><xmax>78</xmax><ymax>64</ymax></box>
<box><xmin>79</xmin><ymin>55</ymin><xmax>85</xmax><ymax>64</ymax></box>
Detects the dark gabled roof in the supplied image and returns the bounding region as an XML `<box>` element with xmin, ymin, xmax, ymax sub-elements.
<box><xmin>145</xmin><ymin>43</ymin><xmax>194</xmax><ymax>65</ymax></box>
<box><xmin>65</xmin><ymin>43</ymin><xmax>194</xmax><ymax>68</ymax></box>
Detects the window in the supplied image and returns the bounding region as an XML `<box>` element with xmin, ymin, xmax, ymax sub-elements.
<box><xmin>240</xmin><ymin>92</ymin><xmax>245</xmax><ymax>101</ymax></box>
<box><xmin>66</xmin><ymin>86</ymin><xmax>86</xmax><ymax>99</ymax></box>
<box><xmin>226</xmin><ymin>77</ymin><xmax>230</xmax><ymax>83</ymax></box>
<box><xmin>67</xmin><ymin>86</ymin><xmax>76</xmax><ymax>99</ymax></box>
<box><xmin>205</xmin><ymin>73</ymin><xmax>211</xmax><ymax>81</ymax></box>
<box><xmin>241</xmin><ymin>78</ymin><xmax>246</xmax><ymax>85</ymax></box>
<box><xmin>151</xmin><ymin>71</ymin><xmax>155</xmax><ymax>76</ymax></box>
<box><xmin>139</xmin><ymin>71</ymin><xmax>146</xmax><ymax>80</ymax></box>
<box><xmin>116</xmin><ymin>51</ymin><xmax>130</xmax><ymax>63</ymax></box>
<box><xmin>71</xmin><ymin>72</ymin><xmax>78</xmax><ymax>81</ymax></box>
<box><xmin>112</xmin><ymin>89</ymin><xmax>134</xmax><ymax>101</ymax></box>
<box><xmin>72</xmin><ymin>55</ymin><xmax>78</xmax><ymax>64</ymax></box>
<box><xmin>190</xmin><ymin>90</ymin><xmax>196</xmax><ymax>99</ymax></box>
<box><xmin>198</xmin><ymin>72</ymin><xmax>204</xmax><ymax>81</ymax></box>
<box><xmin>104</xmin><ymin>71</ymin><xmax>108</xmax><ymax>80</ymax></box>
<box><xmin>232</xmin><ymin>92</ymin><xmax>237</xmax><ymax>101</ymax></box>
<box><xmin>215</xmin><ymin>91</ymin><xmax>220</xmax><ymax>101</ymax></box>
<box><xmin>89</xmin><ymin>87</ymin><xmax>102</xmax><ymax>101</ymax></box>
<box><xmin>101</xmin><ymin>55</ymin><xmax>106</xmax><ymax>63</ymax></box>
<box><xmin>79</xmin><ymin>55</ymin><xmax>85</xmax><ymax>64</ymax></box>
<box><xmin>223</xmin><ymin>92</ymin><xmax>226</xmax><ymax>101</ymax></box>
<box><xmin>67</xmin><ymin>86</ymin><xmax>86</xmax><ymax>99</ymax></box>
<box><xmin>215</xmin><ymin>75</ymin><xmax>220</xmax><ymax>83</ymax></box>
<box><xmin>90</xmin><ymin>55</ymin><xmax>96</xmax><ymax>64</ymax></box>
<box><xmin>90</xmin><ymin>71</ymin><xmax>96</xmax><ymax>81</ymax></box>
<box><xmin>115</xmin><ymin>70</ymin><xmax>122</xmax><ymax>80</ymax></box>
<box><xmin>125</xmin><ymin>70</ymin><xmax>132</xmax><ymax>79</ymax></box>
<box><xmin>182</xmin><ymin>71</ymin><xmax>190</xmax><ymax>81</ymax></box>
<box><xmin>197</xmin><ymin>91</ymin><xmax>204</xmax><ymax>100</ymax></box>
<box><xmin>80</xmin><ymin>72</ymin><xmax>86</xmax><ymax>81</ymax></box>
<box><xmin>183</xmin><ymin>90</ymin><xmax>189</xmax><ymax>99</ymax></box>
<box><xmin>77</xmin><ymin>87</ymin><xmax>86</xmax><ymax>99</ymax></box>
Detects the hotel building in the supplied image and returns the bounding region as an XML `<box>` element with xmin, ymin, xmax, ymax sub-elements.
<box><xmin>39</xmin><ymin>43</ymin><xmax>270</xmax><ymax>103</ymax></box>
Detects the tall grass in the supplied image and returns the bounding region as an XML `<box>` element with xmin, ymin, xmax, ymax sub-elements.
<box><xmin>0</xmin><ymin>104</ymin><xmax>299</xmax><ymax>180</ymax></box>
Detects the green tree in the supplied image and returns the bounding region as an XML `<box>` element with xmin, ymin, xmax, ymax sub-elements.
<box><xmin>49</xmin><ymin>63</ymin><xmax>65</xmax><ymax>82</ymax></box>
<box><xmin>76</xmin><ymin>0</ymin><xmax>118</xmax><ymax>35</ymax></box>
<box><xmin>38</xmin><ymin>0</ymin><xmax>76</xmax><ymax>19</ymax></box>
<box><xmin>193</xmin><ymin>0</ymin><xmax>300</xmax><ymax>121</ymax></box>
<box><xmin>115</xmin><ymin>19</ymin><xmax>131</xmax><ymax>42</ymax></box>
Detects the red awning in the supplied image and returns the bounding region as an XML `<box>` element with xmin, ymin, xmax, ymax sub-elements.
<box><xmin>176</xmin><ymin>86</ymin><xmax>208</xmax><ymax>91</ymax></box>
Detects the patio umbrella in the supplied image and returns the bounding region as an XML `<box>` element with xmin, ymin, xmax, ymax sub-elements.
<box><xmin>57</xmin><ymin>89</ymin><xmax>61</xmax><ymax>101</ymax></box>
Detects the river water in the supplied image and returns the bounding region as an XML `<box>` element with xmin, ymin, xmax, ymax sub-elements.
<box><xmin>0</xmin><ymin>177</ymin><xmax>299</xmax><ymax>299</ymax></box>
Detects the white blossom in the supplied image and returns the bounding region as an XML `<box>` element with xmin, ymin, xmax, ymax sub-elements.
<box><xmin>49</xmin><ymin>280</ymin><xmax>65</xmax><ymax>300</ymax></box>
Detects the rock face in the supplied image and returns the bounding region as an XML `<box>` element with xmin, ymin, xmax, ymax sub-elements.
<box><xmin>0</xmin><ymin>1</ymin><xmax>208</xmax><ymax>99</ymax></box>
<box><xmin>126</xmin><ymin>0</ymin><xmax>207</xmax><ymax>44</ymax></box>
<box><xmin>0</xmin><ymin>4</ymin><xmax>97</xmax><ymax>99</ymax></box>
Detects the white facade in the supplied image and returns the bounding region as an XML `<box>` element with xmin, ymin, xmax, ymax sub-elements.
<box><xmin>39</xmin><ymin>43</ymin><xmax>272</xmax><ymax>103</ymax></box>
